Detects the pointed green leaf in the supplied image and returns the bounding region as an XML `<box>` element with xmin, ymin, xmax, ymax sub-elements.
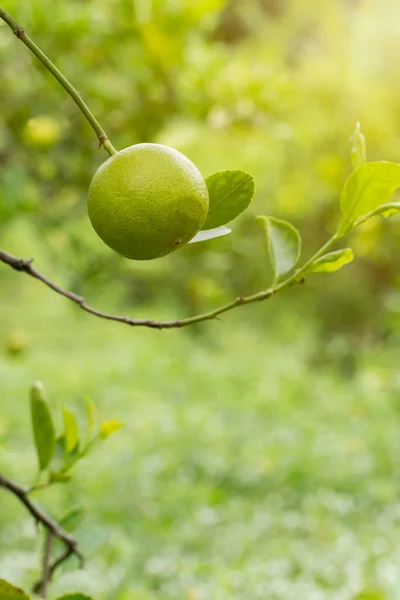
<box><xmin>59</xmin><ymin>505</ymin><xmax>88</xmax><ymax>531</ymax></box>
<box><xmin>257</xmin><ymin>216</ymin><xmax>302</xmax><ymax>280</ymax></box>
<box><xmin>84</xmin><ymin>395</ymin><xmax>96</xmax><ymax>438</ymax></box>
<box><xmin>350</xmin><ymin>122</ymin><xmax>366</xmax><ymax>170</ymax></box>
<box><xmin>0</xmin><ymin>580</ymin><xmax>30</xmax><ymax>599</ymax></box>
<box><xmin>99</xmin><ymin>419</ymin><xmax>125</xmax><ymax>439</ymax></box>
<box><xmin>307</xmin><ymin>248</ymin><xmax>354</xmax><ymax>274</ymax></box>
<box><xmin>202</xmin><ymin>170</ymin><xmax>255</xmax><ymax>230</ymax></box>
<box><xmin>30</xmin><ymin>382</ymin><xmax>56</xmax><ymax>472</ymax></box>
<box><xmin>188</xmin><ymin>226</ymin><xmax>231</xmax><ymax>244</ymax></box>
<box><xmin>339</xmin><ymin>161</ymin><xmax>400</xmax><ymax>233</ymax></box>
<box><xmin>52</xmin><ymin>506</ymin><xmax>89</xmax><ymax>557</ymax></box>
<box><xmin>63</xmin><ymin>406</ymin><xmax>79</xmax><ymax>453</ymax></box>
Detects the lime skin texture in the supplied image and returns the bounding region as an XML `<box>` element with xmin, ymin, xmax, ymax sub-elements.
<box><xmin>87</xmin><ymin>143</ymin><xmax>210</xmax><ymax>260</ymax></box>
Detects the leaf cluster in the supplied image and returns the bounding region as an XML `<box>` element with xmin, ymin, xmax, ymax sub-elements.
<box><xmin>253</xmin><ymin>124</ymin><xmax>400</xmax><ymax>285</ymax></box>
<box><xmin>30</xmin><ymin>383</ymin><xmax>124</xmax><ymax>485</ymax></box>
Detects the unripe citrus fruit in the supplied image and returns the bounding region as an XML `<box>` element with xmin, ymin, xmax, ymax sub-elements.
<box><xmin>87</xmin><ymin>143</ymin><xmax>209</xmax><ymax>260</ymax></box>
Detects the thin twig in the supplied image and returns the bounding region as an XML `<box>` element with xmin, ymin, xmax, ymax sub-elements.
<box><xmin>0</xmin><ymin>248</ymin><xmax>286</xmax><ymax>329</ymax></box>
<box><xmin>33</xmin><ymin>546</ymin><xmax>76</xmax><ymax>596</ymax></box>
<box><xmin>40</xmin><ymin>532</ymin><xmax>55</xmax><ymax>599</ymax></box>
<box><xmin>0</xmin><ymin>235</ymin><xmax>339</xmax><ymax>330</ymax></box>
<box><xmin>0</xmin><ymin>8</ymin><xmax>343</xmax><ymax>330</ymax></box>
<box><xmin>0</xmin><ymin>7</ymin><xmax>117</xmax><ymax>156</ymax></box>
<box><xmin>0</xmin><ymin>473</ymin><xmax>84</xmax><ymax>580</ymax></box>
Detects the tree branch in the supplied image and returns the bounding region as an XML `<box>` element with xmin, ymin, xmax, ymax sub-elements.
<box><xmin>0</xmin><ymin>7</ymin><xmax>117</xmax><ymax>156</ymax></box>
<box><xmin>0</xmin><ymin>247</ymin><xmax>293</xmax><ymax>329</ymax></box>
<box><xmin>0</xmin><ymin>234</ymin><xmax>340</xmax><ymax>329</ymax></box>
<box><xmin>0</xmin><ymin>473</ymin><xmax>84</xmax><ymax>587</ymax></box>
<box><xmin>33</xmin><ymin>546</ymin><xmax>75</xmax><ymax>596</ymax></box>
<box><xmin>40</xmin><ymin>532</ymin><xmax>55</xmax><ymax>598</ymax></box>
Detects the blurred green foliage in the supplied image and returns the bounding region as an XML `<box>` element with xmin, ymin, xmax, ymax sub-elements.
<box><xmin>1</xmin><ymin>281</ymin><xmax>400</xmax><ymax>599</ymax></box>
<box><xmin>1</xmin><ymin>0</ymin><xmax>400</xmax><ymax>337</ymax></box>
<box><xmin>2</xmin><ymin>1</ymin><xmax>400</xmax><ymax>598</ymax></box>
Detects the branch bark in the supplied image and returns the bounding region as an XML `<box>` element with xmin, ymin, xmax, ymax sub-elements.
<box><xmin>0</xmin><ymin>219</ymin><xmax>340</xmax><ymax>331</ymax></box>
<box><xmin>40</xmin><ymin>532</ymin><xmax>55</xmax><ymax>598</ymax></box>
<box><xmin>33</xmin><ymin>546</ymin><xmax>76</xmax><ymax>596</ymax></box>
<box><xmin>0</xmin><ymin>473</ymin><xmax>83</xmax><ymax>593</ymax></box>
<box><xmin>0</xmin><ymin>248</ymin><xmax>284</xmax><ymax>329</ymax></box>
<box><xmin>0</xmin><ymin>234</ymin><xmax>340</xmax><ymax>329</ymax></box>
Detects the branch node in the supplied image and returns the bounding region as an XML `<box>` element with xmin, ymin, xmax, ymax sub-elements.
<box><xmin>16</xmin><ymin>258</ymin><xmax>33</xmax><ymax>271</ymax></box>
<box><xmin>0</xmin><ymin>472</ymin><xmax>84</xmax><ymax>594</ymax></box>
<box><xmin>15</xmin><ymin>25</ymin><xmax>25</xmax><ymax>38</ymax></box>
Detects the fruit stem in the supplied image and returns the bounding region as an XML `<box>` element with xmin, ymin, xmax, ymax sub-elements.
<box><xmin>0</xmin><ymin>7</ymin><xmax>118</xmax><ymax>157</ymax></box>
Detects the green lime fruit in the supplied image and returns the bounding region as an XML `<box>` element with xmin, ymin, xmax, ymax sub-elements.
<box><xmin>87</xmin><ymin>143</ymin><xmax>209</xmax><ymax>260</ymax></box>
<box><xmin>23</xmin><ymin>115</ymin><xmax>62</xmax><ymax>149</ymax></box>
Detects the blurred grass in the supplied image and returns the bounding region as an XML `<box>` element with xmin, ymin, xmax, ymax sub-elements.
<box><xmin>2</xmin><ymin>1</ymin><xmax>400</xmax><ymax>599</ymax></box>
<box><xmin>1</xmin><ymin>273</ymin><xmax>400</xmax><ymax>599</ymax></box>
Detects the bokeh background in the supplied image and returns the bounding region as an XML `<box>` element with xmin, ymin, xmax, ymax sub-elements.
<box><xmin>1</xmin><ymin>0</ymin><xmax>400</xmax><ymax>598</ymax></box>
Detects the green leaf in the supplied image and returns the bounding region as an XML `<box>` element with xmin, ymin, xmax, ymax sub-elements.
<box><xmin>188</xmin><ymin>226</ymin><xmax>231</xmax><ymax>244</ymax></box>
<box><xmin>0</xmin><ymin>580</ymin><xmax>30</xmax><ymax>599</ymax></box>
<box><xmin>59</xmin><ymin>505</ymin><xmax>88</xmax><ymax>531</ymax></box>
<box><xmin>339</xmin><ymin>161</ymin><xmax>400</xmax><ymax>233</ymax></box>
<box><xmin>52</xmin><ymin>506</ymin><xmax>88</xmax><ymax>558</ymax></box>
<box><xmin>99</xmin><ymin>419</ymin><xmax>125</xmax><ymax>439</ymax></box>
<box><xmin>202</xmin><ymin>170</ymin><xmax>255</xmax><ymax>230</ymax></box>
<box><xmin>307</xmin><ymin>248</ymin><xmax>354</xmax><ymax>274</ymax></box>
<box><xmin>30</xmin><ymin>382</ymin><xmax>56</xmax><ymax>472</ymax></box>
<box><xmin>257</xmin><ymin>216</ymin><xmax>302</xmax><ymax>281</ymax></box>
<box><xmin>84</xmin><ymin>395</ymin><xmax>96</xmax><ymax>438</ymax></box>
<box><xmin>55</xmin><ymin>595</ymin><xmax>93</xmax><ymax>600</ymax></box>
<box><xmin>63</xmin><ymin>406</ymin><xmax>79</xmax><ymax>453</ymax></box>
<box><xmin>350</xmin><ymin>122</ymin><xmax>366</xmax><ymax>170</ymax></box>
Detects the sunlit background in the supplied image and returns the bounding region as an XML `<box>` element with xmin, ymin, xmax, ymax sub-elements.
<box><xmin>1</xmin><ymin>1</ymin><xmax>400</xmax><ymax>598</ymax></box>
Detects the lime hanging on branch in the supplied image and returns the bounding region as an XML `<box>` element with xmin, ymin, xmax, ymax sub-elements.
<box><xmin>87</xmin><ymin>145</ymin><xmax>256</xmax><ymax>260</ymax></box>
<box><xmin>2</xmin><ymin>8</ymin><xmax>400</xmax><ymax>330</ymax></box>
<box><xmin>87</xmin><ymin>143</ymin><xmax>210</xmax><ymax>260</ymax></box>
<box><xmin>0</xmin><ymin>8</ymin><xmax>255</xmax><ymax>262</ymax></box>
<box><xmin>87</xmin><ymin>145</ymin><xmax>257</xmax><ymax>261</ymax></box>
